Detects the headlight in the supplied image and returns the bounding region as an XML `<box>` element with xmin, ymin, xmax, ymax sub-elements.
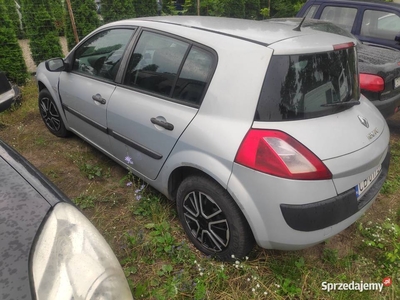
<box><xmin>32</xmin><ymin>203</ymin><xmax>133</xmax><ymax>300</ymax></box>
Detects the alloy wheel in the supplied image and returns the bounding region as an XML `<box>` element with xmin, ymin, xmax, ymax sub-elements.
<box><xmin>40</xmin><ymin>97</ymin><xmax>61</xmax><ymax>132</ymax></box>
<box><xmin>182</xmin><ymin>191</ymin><xmax>229</xmax><ymax>252</ymax></box>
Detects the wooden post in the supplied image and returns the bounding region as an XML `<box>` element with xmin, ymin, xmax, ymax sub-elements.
<box><xmin>65</xmin><ymin>0</ymin><xmax>79</xmax><ymax>44</ymax></box>
<box><xmin>197</xmin><ymin>0</ymin><xmax>200</xmax><ymax>15</ymax></box>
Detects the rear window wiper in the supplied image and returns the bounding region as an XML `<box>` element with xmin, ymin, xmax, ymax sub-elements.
<box><xmin>321</xmin><ymin>100</ymin><xmax>360</xmax><ymax>107</ymax></box>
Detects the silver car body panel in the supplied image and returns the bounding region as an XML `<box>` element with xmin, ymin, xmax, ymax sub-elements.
<box><xmin>107</xmin><ymin>87</ymin><xmax>198</xmax><ymax>180</ymax></box>
<box><xmin>59</xmin><ymin>73</ymin><xmax>115</xmax><ymax>152</ymax></box>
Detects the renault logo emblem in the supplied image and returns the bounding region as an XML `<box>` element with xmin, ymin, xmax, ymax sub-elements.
<box><xmin>358</xmin><ymin>115</ymin><xmax>369</xmax><ymax>128</ymax></box>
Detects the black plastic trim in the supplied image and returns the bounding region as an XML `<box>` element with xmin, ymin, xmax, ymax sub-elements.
<box><xmin>62</xmin><ymin>104</ymin><xmax>108</xmax><ymax>134</ymax></box>
<box><xmin>109</xmin><ymin>130</ymin><xmax>163</xmax><ymax>160</ymax></box>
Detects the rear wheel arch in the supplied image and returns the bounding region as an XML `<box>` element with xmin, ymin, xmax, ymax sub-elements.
<box><xmin>168</xmin><ymin>166</ymin><xmax>223</xmax><ymax>201</ymax></box>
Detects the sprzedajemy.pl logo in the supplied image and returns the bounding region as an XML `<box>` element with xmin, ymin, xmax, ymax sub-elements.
<box><xmin>321</xmin><ymin>277</ymin><xmax>392</xmax><ymax>293</ymax></box>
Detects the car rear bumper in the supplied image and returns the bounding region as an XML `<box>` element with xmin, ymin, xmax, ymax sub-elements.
<box><xmin>280</xmin><ymin>149</ymin><xmax>389</xmax><ymax>231</ymax></box>
<box><xmin>371</xmin><ymin>93</ymin><xmax>400</xmax><ymax>119</ymax></box>
<box><xmin>227</xmin><ymin>146</ymin><xmax>390</xmax><ymax>250</ymax></box>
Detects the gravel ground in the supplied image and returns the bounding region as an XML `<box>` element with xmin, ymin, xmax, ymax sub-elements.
<box><xmin>19</xmin><ymin>37</ymin><xmax>68</xmax><ymax>74</ymax></box>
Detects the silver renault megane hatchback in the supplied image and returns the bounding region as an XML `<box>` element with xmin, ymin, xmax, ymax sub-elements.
<box><xmin>36</xmin><ymin>16</ymin><xmax>390</xmax><ymax>260</ymax></box>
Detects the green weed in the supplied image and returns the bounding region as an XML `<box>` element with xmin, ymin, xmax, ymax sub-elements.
<box><xmin>73</xmin><ymin>194</ymin><xmax>96</xmax><ymax>209</ymax></box>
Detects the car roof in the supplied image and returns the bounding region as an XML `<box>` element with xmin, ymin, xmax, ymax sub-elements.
<box><xmin>105</xmin><ymin>16</ymin><xmax>354</xmax><ymax>48</ymax></box>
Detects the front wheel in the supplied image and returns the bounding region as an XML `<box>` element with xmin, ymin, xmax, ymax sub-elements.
<box><xmin>38</xmin><ymin>89</ymin><xmax>70</xmax><ymax>137</ymax></box>
<box><xmin>176</xmin><ymin>175</ymin><xmax>254</xmax><ymax>261</ymax></box>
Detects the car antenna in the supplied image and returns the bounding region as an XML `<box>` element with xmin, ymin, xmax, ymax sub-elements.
<box><xmin>293</xmin><ymin>17</ymin><xmax>306</xmax><ymax>31</ymax></box>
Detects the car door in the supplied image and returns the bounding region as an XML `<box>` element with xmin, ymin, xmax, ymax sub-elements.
<box><xmin>59</xmin><ymin>28</ymin><xmax>135</xmax><ymax>152</ymax></box>
<box><xmin>107</xmin><ymin>30</ymin><xmax>216</xmax><ymax>180</ymax></box>
<box><xmin>358</xmin><ymin>8</ymin><xmax>400</xmax><ymax>50</ymax></box>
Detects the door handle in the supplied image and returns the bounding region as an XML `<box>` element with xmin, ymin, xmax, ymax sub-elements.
<box><xmin>151</xmin><ymin>117</ymin><xmax>174</xmax><ymax>131</ymax></box>
<box><xmin>92</xmin><ymin>94</ymin><xmax>106</xmax><ymax>104</ymax></box>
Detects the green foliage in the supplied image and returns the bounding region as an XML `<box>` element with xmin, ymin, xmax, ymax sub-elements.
<box><xmin>0</xmin><ymin>0</ymin><xmax>28</xmax><ymax>84</ymax></box>
<box><xmin>4</xmin><ymin>0</ymin><xmax>23</xmax><ymax>38</ymax></box>
<box><xmin>260</xmin><ymin>7</ymin><xmax>270</xmax><ymax>18</ymax></box>
<box><xmin>271</xmin><ymin>0</ymin><xmax>306</xmax><ymax>17</ymax></box>
<box><xmin>183</xmin><ymin>0</ymin><xmax>225</xmax><ymax>16</ymax></box>
<box><xmin>358</xmin><ymin>214</ymin><xmax>400</xmax><ymax>278</ymax></box>
<box><xmin>64</xmin><ymin>0</ymin><xmax>100</xmax><ymax>50</ymax></box>
<box><xmin>381</xmin><ymin>142</ymin><xmax>400</xmax><ymax>194</ymax></box>
<box><xmin>102</xmin><ymin>0</ymin><xmax>135</xmax><ymax>24</ymax></box>
<box><xmin>21</xmin><ymin>0</ymin><xmax>63</xmax><ymax>65</ymax></box>
<box><xmin>245</xmin><ymin>0</ymin><xmax>260</xmax><ymax>19</ymax></box>
<box><xmin>50</xmin><ymin>0</ymin><xmax>65</xmax><ymax>36</ymax></box>
<box><xmin>134</xmin><ymin>0</ymin><xmax>157</xmax><ymax>17</ymax></box>
<box><xmin>74</xmin><ymin>193</ymin><xmax>96</xmax><ymax>209</ymax></box>
<box><xmin>223</xmin><ymin>0</ymin><xmax>245</xmax><ymax>18</ymax></box>
<box><xmin>79</xmin><ymin>163</ymin><xmax>109</xmax><ymax>180</ymax></box>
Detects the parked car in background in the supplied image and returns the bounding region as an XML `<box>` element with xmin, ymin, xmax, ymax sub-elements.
<box><xmin>267</xmin><ymin>18</ymin><xmax>400</xmax><ymax>119</ymax></box>
<box><xmin>0</xmin><ymin>115</ymin><xmax>132</xmax><ymax>298</ymax></box>
<box><xmin>297</xmin><ymin>0</ymin><xmax>400</xmax><ymax>50</ymax></box>
<box><xmin>36</xmin><ymin>16</ymin><xmax>389</xmax><ymax>260</ymax></box>
<box><xmin>0</xmin><ymin>71</ymin><xmax>21</xmax><ymax>111</ymax></box>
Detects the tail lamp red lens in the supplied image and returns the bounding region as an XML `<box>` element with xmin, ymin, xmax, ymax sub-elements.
<box><xmin>359</xmin><ymin>74</ymin><xmax>384</xmax><ymax>92</ymax></box>
<box><xmin>235</xmin><ymin>129</ymin><xmax>332</xmax><ymax>180</ymax></box>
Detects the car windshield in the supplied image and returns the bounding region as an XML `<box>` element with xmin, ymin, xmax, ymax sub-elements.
<box><xmin>255</xmin><ymin>46</ymin><xmax>359</xmax><ymax>121</ymax></box>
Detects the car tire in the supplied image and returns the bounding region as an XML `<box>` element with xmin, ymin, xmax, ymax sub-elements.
<box><xmin>176</xmin><ymin>175</ymin><xmax>254</xmax><ymax>261</ymax></box>
<box><xmin>38</xmin><ymin>89</ymin><xmax>70</xmax><ymax>137</ymax></box>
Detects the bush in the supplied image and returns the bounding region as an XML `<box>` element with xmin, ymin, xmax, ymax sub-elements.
<box><xmin>4</xmin><ymin>0</ymin><xmax>23</xmax><ymax>38</ymax></box>
<box><xmin>102</xmin><ymin>0</ymin><xmax>135</xmax><ymax>23</ymax></box>
<box><xmin>0</xmin><ymin>0</ymin><xmax>28</xmax><ymax>84</ymax></box>
<box><xmin>134</xmin><ymin>0</ymin><xmax>157</xmax><ymax>17</ymax></box>
<box><xmin>50</xmin><ymin>0</ymin><xmax>65</xmax><ymax>36</ymax></box>
<box><xmin>21</xmin><ymin>0</ymin><xmax>63</xmax><ymax>65</ymax></box>
<box><xmin>64</xmin><ymin>0</ymin><xmax>100</xmax><ymax>50</ymax></box>
<box><xmin>223</xmin><ymin>0</ymin><xmax>245</xmax><ymax>18</ymax></box>
<box><xmin>245</xmin><ymin>0</ymin><xmax>260</xmax><ymax>19</ymax></box>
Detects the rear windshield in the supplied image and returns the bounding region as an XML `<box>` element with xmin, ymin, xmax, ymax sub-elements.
<box><xmin>255</xmin><ymin>47</ymin><xmax>359</xmax><ymax>121</ymax></box>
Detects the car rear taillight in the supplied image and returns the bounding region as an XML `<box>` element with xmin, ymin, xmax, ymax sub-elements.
<box><xmin>359</xmin><ymin>74</ymin><xmax>384</xmax><ymax>92</ymax></box>
<box><xmin>235</xmin><ymin>129</ymin><xmax>332</xmax><ymax>180</ymax></box>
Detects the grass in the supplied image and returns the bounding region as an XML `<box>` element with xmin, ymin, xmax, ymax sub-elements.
<box><xmin>1</xmin><ymin>79</ymin><xmax>399</xmax><ymax>299</ymax></box>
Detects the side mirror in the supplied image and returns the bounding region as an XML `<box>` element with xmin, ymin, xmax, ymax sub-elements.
<box><xmin>45</xmin><ymin>58</ymin><xmax>66</xmax><ymax>72</ymax></box>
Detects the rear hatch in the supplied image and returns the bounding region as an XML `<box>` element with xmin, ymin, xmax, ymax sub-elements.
<box><xmin>253</xmin><ymin>40</ymin><xmax>386</xmax><ymax>160</ymax></box>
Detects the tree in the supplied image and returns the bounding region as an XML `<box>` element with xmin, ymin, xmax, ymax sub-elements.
<box><xmin>64</xmin><ymin>0</ymin><xmax>100</xmax><ymax>50</ymax></box>
<box><xmin>245</xmin><ymin>0</ymin><xmax>260</xmax><ymax>19</ymax></box>
<box><xmin>4</xmin><ymin>0</ymin><xmax>23</xmax><ymax>38</ymax></box>
<box><xmin>0</xmin><ymin>0</ymin><xmax>28</xmax><ymax>84</ymax></box>
<box><xmin>271</xmin><ymin>0</ymin><xmax>305</xmax><ymax>17</ymax></box>
<box><xmin>223</xmin><ymin>0</ymin><xmax>245</xmax><ymax>18</ymax></box>
<box><xmin>102</xmin><ymin>0</ymin><xmax>135</xmax><ymax>23</ymax></box>
<box><xmin>134</xmin><ymin>0</ymin><xmax>157</xmax><ymax>17</ymax></box>
<box><xmin>21</xmin><ymin>0</ymin><xmax>63</xmax><ymax>66</ymax></box>
<box><xmin>50</xmin><ymin>0</ymin><xmax>65</xmax><ymax>36</ymax></box>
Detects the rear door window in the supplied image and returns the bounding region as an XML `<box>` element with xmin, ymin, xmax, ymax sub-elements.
<box><xmin>123</xmin><ymin>31</ymin><xmax>189</xmax><ymax>97</ymax></box>
<box><xmin>172</xmin><ymin>46</ymin><xmax>214</xmax><ymax>106</ymax></box>
<box><xmin>320</xmin><ymin>6</ymin><xmax>357</xmax><ymax>32</ymax></box>
<box><xmin>361</xmin><ymin>10</ymin><xmax>400</xmax><ymax>40</ymax></box>
<box><xmin>255</xmin><ymin>46</ymin><xmax>359</xmax><ymax>121</ymax></box>
<box><xmin>123</xmin><ymin>30</ymin><xmax>216</xmax><ymax>106</ymax></box>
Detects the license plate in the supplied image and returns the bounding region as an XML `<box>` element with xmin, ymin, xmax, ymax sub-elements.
<box><xmin>355</xmin><ymin>165</ymin><xmax>382</xmax><ymax>199</ymax></box>
<box><xmin>395</xmin><ymin>77</ymin><xmax>400</xmax><ymax>89</ymax></box>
